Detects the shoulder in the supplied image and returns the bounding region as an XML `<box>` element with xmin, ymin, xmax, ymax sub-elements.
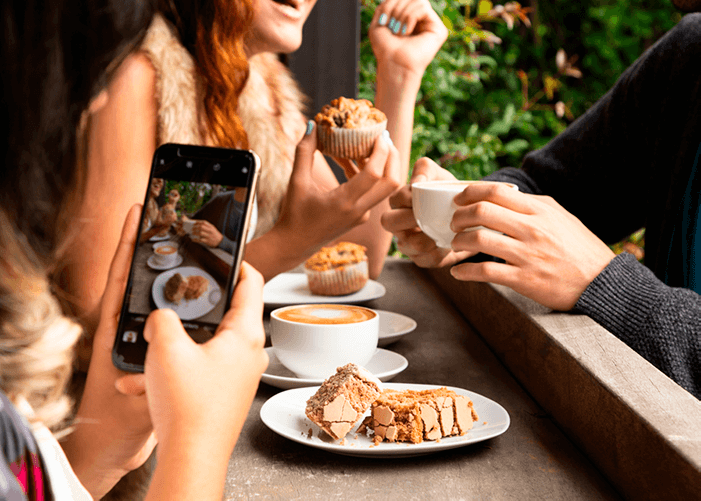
<box><xmin>109</xmin><ymin>52</ymin><xmax>157</xmax><ymax>104</ymax></box>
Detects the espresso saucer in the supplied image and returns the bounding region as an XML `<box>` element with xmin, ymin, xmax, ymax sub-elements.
<box><xmin>377</xmin><ymin>310</ymin><xmax>417</xmax><ymax>347</ymax></box>
<box><xmin>260</xmin><ymin>347</ymin><xmax>408</xmax><ymax>390</ymax></box>
<box><xmin>147</xmin><ymin>254</ymin><xmax>183</xmax><ymax>271</ymax></box>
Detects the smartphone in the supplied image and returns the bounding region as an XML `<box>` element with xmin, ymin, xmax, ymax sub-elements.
<box><xmin>112</xmin><ymin>143</ymin><xmax>260</xmax><ymax>373</ymax></box>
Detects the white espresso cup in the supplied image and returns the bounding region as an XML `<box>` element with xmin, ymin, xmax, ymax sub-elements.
<box><xmin>412</xmin><ymin>180</ymin><xmax>518</xmax><ymax>249</ymax></box>
<box><xmin>270</xmin><ymin>304</ymin><xmax>379</xmax><ymax>379</ymax></box>
<box><xmin>181</xmin><ymin>219</ymin><xmax>195</xmax><ymax>234</ymax></box>
<box><xmin>152</xmin><ymin>242</ymin><xmax>179</xmax><ymax>267</ymax></box>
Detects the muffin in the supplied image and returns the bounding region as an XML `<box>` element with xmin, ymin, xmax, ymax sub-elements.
<box><xmin>314</xmin><ymin>97</ymin><xmax>387</xmax><ymax>161</ymax></box>
<box><xmin>304</xmin><ymin>242</ymin><xmax>369</xmax><ymax>296</ymax></box>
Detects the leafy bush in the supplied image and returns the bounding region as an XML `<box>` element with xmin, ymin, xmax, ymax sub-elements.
<box><xmin>360</xmin><ymin>0</ymin><xmax>680</xmax><ymax>181</ymax></box>
<box><xmin>361</xmin><ymin>0</ymin><xmax>680</xmax><ymax>259</ymax></box>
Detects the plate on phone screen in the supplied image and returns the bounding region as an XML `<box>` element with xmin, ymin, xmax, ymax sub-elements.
<box><xmin>263</xmin><ymin>273</ymin><xmax>386</xmax><ymax>309</ymax></box>
<box><xmin>152</xmin><ymin>266</ymin><xmax>221</xmax><ymax>320</ymax></box>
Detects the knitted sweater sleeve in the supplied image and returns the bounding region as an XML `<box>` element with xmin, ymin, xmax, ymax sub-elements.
<box><xmin>574</xmin><ymin>253</ymin><xmax>701</xmax><ymax>399</ymax></box>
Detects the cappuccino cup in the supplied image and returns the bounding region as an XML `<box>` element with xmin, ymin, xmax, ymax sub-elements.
<box><xmin>412</xmin><ymin>180</ymin><xmax>518</xmax><ymax>249</ymax></box>
<box><xmin>270</xmin><ymin>304</ymin><xmax>379</xmax><ymax>379</ymax></box>
<box><xmin>153</xmin><ymin>243</ymin><xmax>178</xmax><ymax>267</ymax></box>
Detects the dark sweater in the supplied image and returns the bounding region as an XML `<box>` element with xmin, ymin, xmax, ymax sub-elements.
<box><xmin>485</xmin><ymin>13</ymin><xmax>701</xmax><ymax>398</ymax></box>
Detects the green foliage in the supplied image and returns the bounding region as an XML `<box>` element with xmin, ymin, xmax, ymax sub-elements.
<box><xmin>164</xmin><ymin>180</ymin><xmax>213</xmax><ymax>216</ymax></box>
<box><xmin>359</xmin><ymin>0</ymin><xmax>681</xmax><ymax>181</ymax></box>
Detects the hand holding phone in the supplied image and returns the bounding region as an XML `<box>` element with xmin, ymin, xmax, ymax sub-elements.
<box><xmin>113</xmin><ymin>144</ymin><xmax>260</xmax><ymax>372</ymax></box>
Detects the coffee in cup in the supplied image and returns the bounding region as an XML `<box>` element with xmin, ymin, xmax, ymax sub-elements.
<box><xmin>153</xmin><ymin>243</ymin><xmax>178</xmax><ymax>267</ymax></box>
<box><xmin>270</xmin><ymin>304</ymin><xmax>379</xmax><ymax>379</ymax></box>
<box><xmin>412</xmin><ymin>180</ymin><xmax>518</xmax><ymax>249</ymax></box>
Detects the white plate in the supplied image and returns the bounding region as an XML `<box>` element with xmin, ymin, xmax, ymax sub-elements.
<box><xmin>260</xmin><ymin>347</ymin><xmax>408</xmax><ymax>390</ymax></box>
<box><xmin>377</xmin><ymin>310</ymin><xmax>417</xmax><ymax>347</ymax></box>
<box><xmin>263</xmin><ymin>273</ymin><xmax>386</xmax><ymax>309</ymax></box>
<box><xmin>152</xmin><ymin>266</ymin><xmax>222</xmax><ymax>320</ymax></box>
<box><xmin>147</xmin><ymin>254</ymin><xmax>183</xmax><ymax>271</ymax></box>
<box><xmin>149</xmin><ymin>233</ymin><xmax>171</xmax><ymax>242</ymax></box>
<box><xmin>260</xmin><ymin>383</ymin><xmax>510</xmax><ymax>457</ymax></box>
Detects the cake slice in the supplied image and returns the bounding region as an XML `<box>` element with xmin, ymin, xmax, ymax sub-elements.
<box><xmin>184</xmin><ymin>274</ymin><xmax>209</xmax><ymax>300</ymax></box>
<box><xmin>305</xmin><ymin>364</ymin><xmax>382</xmax><ymax>441</ymax></box>
<box><xmin>164</xmin><ymin>273</ymin><xmax>187</xmax><ymax>304</ymax></box>
<box><xmin>368</xmin><ymin>387</ymin><xmax>479</xmax><ymax>444</ymax></box>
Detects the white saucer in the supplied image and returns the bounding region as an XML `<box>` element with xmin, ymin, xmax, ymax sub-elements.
<box><xmin>377</xmin><ymin>310</ymin><xmax>417</xmax><ymax>347</ymax></box>
<box><xmin>147</xmin><ymin>254</ymin><xmax>183</xmax><ymax>271</ymax></box>
<box><xmin>260</xmin><ymin>347</ymin><xmax>408</xmax><ymax>390</ymax></box>
<box><xmin>260</xmin><ymin>383</ymin><xmax>510</xmax><ymax>458</ymax></box>
<box><xmin>149</xmin><ymin>233</ymin><xmax>170</xmax><ymax>242</ymax></box>
<box><xmin>263</xmin><ymin>273</ymin><xmax>386</xmax><ymax>309</ymax></box>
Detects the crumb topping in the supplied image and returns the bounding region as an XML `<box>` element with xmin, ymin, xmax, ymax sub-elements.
<box><xmin>305</xmin><ymin>242</ymin><xmax>368</xmax><ymax>271</ymax></box>
<box><xmin>315</xmin><ymin>97</ymin><xmax>386</xmax><ymax>129</ymax></box>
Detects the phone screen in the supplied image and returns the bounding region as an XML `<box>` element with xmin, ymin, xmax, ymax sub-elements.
<box><xmin>113</xmin><ymin>143</ymin><xmax>260</xmax><ymax>372</ymax></box>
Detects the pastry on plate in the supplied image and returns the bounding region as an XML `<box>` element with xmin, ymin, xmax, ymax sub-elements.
<box><xmin>364</xmin><ymin>387</ymin><xmax>479</xmax><ymax>444</ymax></box>
<box><xmin>304</xmin><ymin>242</ymin><xmax>368</xmax><ymax>296</ymax></box>
<box><xmin>164</xmin><ymin>273</ymin><xmax>187</xmax><ymax>304</ymax></box>
<box><xmin>184</xmin><ymin>274</ymin><xmax>209</xmax><ymax>300</ymax></box>
<box><xmin>305</xmin><ymin>363</ymin><xmax>382</xmax><ymax>441</ymax></box>
<box><xmin>314</xmin><ymin>97</ymin><xmax>387</xmax><ymax>161</ymax></box>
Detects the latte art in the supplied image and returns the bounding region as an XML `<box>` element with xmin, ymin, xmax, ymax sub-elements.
<box><xmin>276</xmin><ymin>304</ymin><xmax>376</xmax><ymax>325</ymax></box>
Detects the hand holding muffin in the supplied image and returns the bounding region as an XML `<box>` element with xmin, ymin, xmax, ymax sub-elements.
<box><xmin>243</xmin><ymin>118</ymin><xmax>401</xmax><ymax>282</ymax></box>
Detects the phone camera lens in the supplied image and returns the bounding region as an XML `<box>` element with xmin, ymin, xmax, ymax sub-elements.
<box><xmin>213</xmin><ymin>163</ymin><xmax>221</xmax><ymax>171</ymax></box>
<box><xmin>242</xmin><ymin>167</ymin><xmax>248</xmax><ymax>174</ymax></box>
<box><xmin>186</xmin><ymin>161</ymin><xmax>193</xmax><ymax>168</ymax></box>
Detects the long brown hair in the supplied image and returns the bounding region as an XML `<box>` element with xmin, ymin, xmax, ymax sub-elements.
<box><xmin>159</xmin><ymin>0</ymin><xmax>254</xmax><ymax>149</ymax></box>
<box><xmin>1</xmin><ymin>0</ymin><xmax>154</xmax><ymax>429</ymax></box>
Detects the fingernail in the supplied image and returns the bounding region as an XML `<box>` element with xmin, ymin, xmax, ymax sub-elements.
<box><xmin>401</xmin><ymin>24</ymin><xmax>407</xmax><ymax>35</ymax></box>
<box><xmin>378</xmin><ymin>13</ymin><xmax>388</xmax><ymax>26</ymax></box>
<box><xmin>392</xmin><ymin>19</ymin><xmax>401</xmax><ymax>34</ymax></box>
<box><xmin>389</xmin><ymin>18</ymin><xmax>397</xmax><ymax>31</ymax></box>
<box><xmin>305</xmin><ymin>120</ymin><xmax>314</xmax><ymax>136</ymax></box>
<box><xmin>382</xmin><ymin>129</ymin><xmax>393</xmax><ymax>147</ymax></box>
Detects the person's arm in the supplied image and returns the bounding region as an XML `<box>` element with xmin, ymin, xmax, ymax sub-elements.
<box><xmin>575</xmin><ymin>253</ymin><xmax>701</xmax><ymax>399</ymax></box>
<box><xmin>142</xmin><ymin>262</ymin><xmax>267</xmax><ymax>501</ymax></box>
<box><xmin>347</xmin><ymin>0</ymin><xmax>447</xmax><ymax>276</ymax></box>
<box><xmin>244</xmin><ymin>124</ymin><xmax>401</xmax><ymax>281</ymax></box>
<box><xmin>57</xmin><ymin>52</ymin><xmax>158</xmax><ymax>341</ymax></box>
<box><xmin>61</xmin><ymin>206</ymin><xmax>156</xmax><ymax>499</ymax></box>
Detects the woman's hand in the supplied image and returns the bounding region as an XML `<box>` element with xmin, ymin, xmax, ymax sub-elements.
<box><xmin>448</xmin><ymin>183</ymin><xmax>616</xmax><ymax>311</ymax></box>
<box><xmin>143</xmin><ymin>262</ymin><xmax>267</xmax><ymax>500</ymax></box>
<box><xmin>247</xmin><ymin>122</ymin><xmax>401</xmax><ymax>281</ymax></box>
<box><xmin>192</xmin><ymin>220</ymin><xmax>224</xmax><ymax>248</ymax></box>
<box><xmin>369</xmin><ymin>0</ymin><xmax>448</xmax><ymax>76</ymax></box>
<box><xmin>381</xmin><ymin>157</ymin><xmax>472</xmax><ymax>268</ymax></box>
<box><xmin>61</xmin><ymin>205</ymin><xmax>156</xmax><ymax>499</ymax></box>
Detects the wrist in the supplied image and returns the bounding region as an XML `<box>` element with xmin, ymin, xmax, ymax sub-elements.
<box><xmin>61</xmin><ymin>432</ymin><xmax>129</xmax><ymax>499</ymax></box>
<box><xmin>245</xmin><ymin>226</ymin><xmax>310</xmax><ymax>281</ymax></box>
<box><xmin>375</xmin><ymin>60</ymin><xmax>425</xmax><ymax>92</ymax></box>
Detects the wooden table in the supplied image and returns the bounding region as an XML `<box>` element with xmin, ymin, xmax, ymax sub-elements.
<box><xmin>223</xmin><ymin>259</ymin><xmax>621</xmax><ymax>500</ymax></box>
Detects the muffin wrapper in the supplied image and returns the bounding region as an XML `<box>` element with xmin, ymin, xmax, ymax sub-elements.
<box><xmin>305</xmin><ymin>260</ymin><xmax>369</xmax><ymax>296</ymax></box>
<box><xmin>317</xmin><ymin>120</ymin><xmax>387</xmax><ymax>160</ymax></box>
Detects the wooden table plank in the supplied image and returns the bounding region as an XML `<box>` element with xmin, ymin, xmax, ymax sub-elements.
<box><xmin>425</xmin><ymin>264</ymin><xmax>701</xmax><ymax>501</ymax></box>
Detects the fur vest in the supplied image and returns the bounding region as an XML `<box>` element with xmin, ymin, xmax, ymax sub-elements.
<box><xmin>140</xmin><ymin>15</ymin><xmax>307</xmax><ymax>237</ymax></box>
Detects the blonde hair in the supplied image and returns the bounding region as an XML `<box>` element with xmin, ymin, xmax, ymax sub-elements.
<box><xmin>0</xmin><ymin>209</ymin><xmax>82</xmax><ymax>431</ymax></box>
